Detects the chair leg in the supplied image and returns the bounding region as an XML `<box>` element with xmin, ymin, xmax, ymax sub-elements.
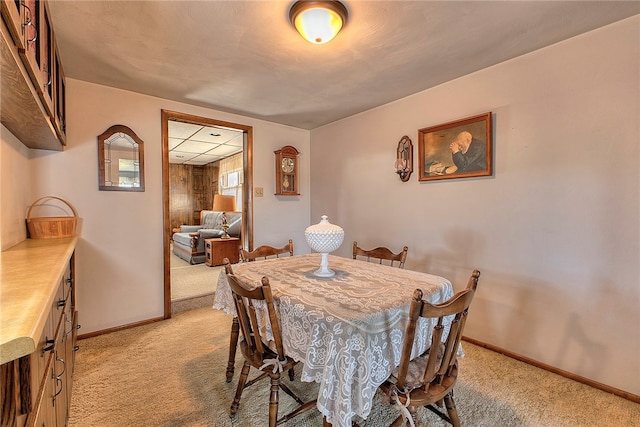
<box><xmin>230</xmin><ymin>361</ymin><xmax>251</xmax><ymax>416</ymax></box>
<box><xmin>226</xmin><ymin>317</ymin><xmax>240</xmax><ymax>382</ymax></box>
<box><xmin>389</xmin><ymin>415</ymin><xmax>406</xmax><ymax>427</ymax></box>
<box><xmin>269</xmin><ymin>373</ymin><xmax>281</xmax><ymax>427</ymax></box>
<box><xmin>444</xmin><ymin>392</ymin><xmax>460</xmax><ymax>427</ymax></box>
<box><xmin>408</xmin><ymin>406</ymin><xmax>418</xmax><ymax>427</ymax></box>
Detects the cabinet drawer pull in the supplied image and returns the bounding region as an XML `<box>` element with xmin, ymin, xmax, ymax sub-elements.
<box><xmin>74</xmin><ymin>345</ymin><xmax>80</xmax><ymax>352</ymax></box>
<box><xmin>27</xmin><ymin>30</ymin><xmax>37</xmax><ymax>44</ymax></box>
<box><xmin>21</xmin><ymin>3</ymin><xmax>38</xmax><ymax>46</ymax></box>
<box><xmin>57</xmin><ymin>298</ymin><xmax>66</xmax><ymax>307</ymax></box>
<box><xmin>42</xmin><ymin>339</ymin><xmax>55</xmax><ymax>353</ymax></box>
<box><xmin>22</xmin><ymin>3</ymin><xmax>32</xmax><ymax>29</ymax></box>
<box><xmin>55</xmin><ymin>356</ymin><xmax>66</xmax><ymax>377</ymax></box>
<box><xmin>64</xmin><ymin>321</ymin><xmax>81</xmax><ymax>335</ymax></box>
<box><xmin>53</xmin><ymin>376</ymin><xmax>63</xmax><ymax>399</ymax></box>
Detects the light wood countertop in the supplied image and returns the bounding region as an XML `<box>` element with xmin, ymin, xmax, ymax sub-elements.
<box><xmin>0</xmin><ymin>236</ymin><xmax>77</xmax><ymax>364</ymax></box>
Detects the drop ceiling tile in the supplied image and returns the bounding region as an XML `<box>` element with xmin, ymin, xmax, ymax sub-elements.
<box><xmin>168</xmin><ymin>121</ymin><xmax>203</xmax><ymax>139</ymax></box>
<box><xmin>207</xmin><ymin>144</ymin><xmax>243</xmax><ymax>157</ymax></box>
<box><xmin>178</xmin><ymin>140</ymin><xmax>220</xmax><ymax>154</ymax></box>
<box><xmin>169</xmin><ymin>151</ymin><xmax>197</xmax><ymax>163</ymax></box>
<box><xmin>224</xmin><ymin>135</ymin><xmax>244</xmax><ymax>147</ymax></box>
<box><xmin>169</xmin><ymin>137</ymin><xmax>184</xmax><ymax>150</ymax></box>
<box><xmin>189</xmin><ymin>127</ymin><xmax>243</xmax><ymax>144</ymax></box>
<box><xmin>185</xmin><ymin>154</ymin><xmax>221</xmax><ymax>165</ymax></box>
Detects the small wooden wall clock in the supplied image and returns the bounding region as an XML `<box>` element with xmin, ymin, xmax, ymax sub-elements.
<box><xmin>274</xmin><ymin>145</ymin><xmax>300</xmax><ymax>196</ymax></box>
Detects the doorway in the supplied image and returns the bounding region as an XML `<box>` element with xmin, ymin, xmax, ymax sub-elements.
<box><xmin>161</xmin><ymin>110</ymin><xmax>254</xmax><ymax>318</ymax></box>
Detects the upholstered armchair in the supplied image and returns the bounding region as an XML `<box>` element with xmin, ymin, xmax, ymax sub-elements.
<box><xmin>172</xmin><ymin>210</ymin><xmax>241</xmax><ymax>264</ymax></box>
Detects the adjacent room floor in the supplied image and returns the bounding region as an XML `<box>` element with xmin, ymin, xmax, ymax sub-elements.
<box><xmin>170</xmin><ymin>243</ymin><xmax>223</xmax><ymax>301</ymax></box>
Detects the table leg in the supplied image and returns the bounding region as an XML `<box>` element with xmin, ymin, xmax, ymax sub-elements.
<box><xmin>226</xmin><ymin>317</ymin><xmax>240</xmax><ymax>382</ymax></box>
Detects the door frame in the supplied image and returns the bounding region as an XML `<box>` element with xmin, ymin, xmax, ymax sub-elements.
<box><xmin>161</xmin><ymin>109</ymin><xmax>254</xmax><ymax>318</ymax></box>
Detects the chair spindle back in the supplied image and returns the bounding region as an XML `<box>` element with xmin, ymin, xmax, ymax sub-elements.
<box><xmin>240</xmin><ymin>239</ymin><xmax>294</xmax><ymax>262</ymax></box>
<box><xmin>352</xmin><ymin>241</ymin><xmax>408</xmax><ymax>268</ymax></box>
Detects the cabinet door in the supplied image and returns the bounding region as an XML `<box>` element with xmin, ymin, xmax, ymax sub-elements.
<box><xmin>38</xmin><ymin>279</ymin><xmax>65</xmax><ymax>427</ymax></box>
<box><xmin>16</xmin><ymin>1</ymin><xmax>46</xmax><ymax>111</ymax></box>
<box><xmin>61</xmin><ymin>305</ymin><xmax>74</xmax><ymax>410</ymax></box>
<box><xmin>47</xmin><ymin>297</ymin><xmax>67</xmax><ymax>427</ymax></box>
<box><xmin>26</xmin><ymin>345</ymin><xmax>55</xmax><ymax>427</ymax></box>
<box><xmin>37</xmin><ymin>0</ymin><xmax>54</xmax><ymax>116</ymax></box>
<box><xmin>52</xmin><ymin>43</ymin><xmax>65</xmax><ymax>143</ymax></box>
<box><xmin>4</xmin><ymin>0</ymin><xmax>55</xmax><ymax>119</ymax></box>
<box><xmin>0</xmin><ymin>0</ymin><xmax>27</xmax><ymax>50</ymax></box>
<box><xmin>44</xmin><ymin>361</ymin><xmax>57</xmax><ymax>427</ymax></box>
<box><xmin>70</xmin><ymin>311</ymin><xmax>79</xmax><ymax>375</ymax></box>
<box><xmin>52</xmin><ymin>349</ymin><xmax>67</xmax><ymax>427</ymax></box>
<box><xmin>27</xmin><ymin>311</ymin><xmax>55</xmax><ymax>420</ymax></box>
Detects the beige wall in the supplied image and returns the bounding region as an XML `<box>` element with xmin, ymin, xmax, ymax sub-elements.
<box><xmin>21</xmin><ymin>80</ymin><xmax>311</xmax><ymax>334</ymax></box>
<box><xmin>309</xmin><ymin>17</ymin><xmax>639</xmax><ymax>395</ymax></box>
<box><xmin>0</xmin><ymin>125</ymin><xmax>31</xmax><ymax>249</ymax></box>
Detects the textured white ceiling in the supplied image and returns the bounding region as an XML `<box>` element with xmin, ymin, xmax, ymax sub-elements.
<box><xmin>48</xmin><ymin>1</ymin><xmax>639</xmax><ymax>130</ymax></box>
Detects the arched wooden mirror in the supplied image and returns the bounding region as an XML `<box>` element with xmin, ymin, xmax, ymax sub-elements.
<box><xmin>161</xmin><ymin>110</ymin><xmax>253</xmax><ymax>318</ymax></box>
<box><xmin>98</xmin><ymin>125</ymin><xmax>145</xmax><ymax>191</ymax></box>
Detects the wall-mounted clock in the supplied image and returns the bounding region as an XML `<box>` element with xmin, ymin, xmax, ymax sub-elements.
<box><xmin>274</xmin><ymin>145</ymin><xmax>300</xmax><ymax>196</ymax></box>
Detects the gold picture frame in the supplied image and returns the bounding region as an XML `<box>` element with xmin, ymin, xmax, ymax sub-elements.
<box><xmin>418</xmin><ymin>112</ymin><xmax>492</xmax><ymax>182</ymax></box>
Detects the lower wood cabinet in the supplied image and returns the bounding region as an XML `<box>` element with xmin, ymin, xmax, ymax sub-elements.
<box><xmin>0</xmin><ymin>252</ymin><xmax>78</xmax><ymax>427</ymax></box>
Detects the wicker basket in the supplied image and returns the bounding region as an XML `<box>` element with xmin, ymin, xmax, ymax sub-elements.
<box><xmin>26</xmin><ymin>196</ymin><xmax>78</xmax><ymax>239</ymax></box>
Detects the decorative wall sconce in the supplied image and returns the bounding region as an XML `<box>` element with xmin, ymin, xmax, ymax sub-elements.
<box><xmin>394</xmin><ymin>135</ymin><xmax>413</xmax><ymax>182</ymax></box>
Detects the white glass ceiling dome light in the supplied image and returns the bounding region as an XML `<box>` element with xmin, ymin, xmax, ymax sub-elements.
<box><xmin>289</xmin><ymin>1</ymin><xmax>348</xmax><ymax>45</ymax></box>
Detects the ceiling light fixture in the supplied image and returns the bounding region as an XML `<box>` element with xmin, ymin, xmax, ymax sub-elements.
<box><xmin>289</xmin><ymin>1</ymin><xmax>348</xmax><ymax>45</ymax></box>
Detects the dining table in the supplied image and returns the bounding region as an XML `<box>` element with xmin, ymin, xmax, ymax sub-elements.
<box><xmin>213</xmin><ymin>253</ymin><xmax>454</xmax><ymax>427</ymax></box>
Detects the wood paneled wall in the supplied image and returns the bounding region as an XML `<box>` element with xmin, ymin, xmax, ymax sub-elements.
<box><xmin>169</xmin><ymin>163</ymin><xmax>218</xmax><ymax>231</ymax></box>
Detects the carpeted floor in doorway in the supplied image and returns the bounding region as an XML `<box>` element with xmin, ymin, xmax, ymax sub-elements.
<box><xmin>170</xmin><ymin>243</ymin><xmax>223</xmax><ymax>301</ymax></box>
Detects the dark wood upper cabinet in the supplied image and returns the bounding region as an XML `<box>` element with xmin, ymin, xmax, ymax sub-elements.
<box><xmin>0</xmin><ymin>0</ymin><xmax>27</xmax><ymax>50</ymax></box>
<box><xmin>0</xmin><ymin>0</ymin><xmax>66</xmax><ymax>150</ymax></box>
<box><xmin>53</xmin><ymin>43</ymin><xmax>65</xmax><ymax>142</ymax></box>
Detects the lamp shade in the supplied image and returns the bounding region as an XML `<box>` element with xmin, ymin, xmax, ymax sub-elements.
<box><xmin>212</xmin><ymin>194</ymin><xmax>236</xmax><ymax>212</ymax></box>
<box><xmin>289</xmin><ymin>1</ymin><xmax>348</xmax><ymax>45</ymax></box>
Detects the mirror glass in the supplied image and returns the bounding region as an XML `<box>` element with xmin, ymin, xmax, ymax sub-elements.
<box><xmin>98</xmin><ymin>125</ymin><xmax>145</xmax><ymax>191</ymax></box>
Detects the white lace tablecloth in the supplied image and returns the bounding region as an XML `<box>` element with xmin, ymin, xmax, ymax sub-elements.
<box><xmin>213</xmin><ymin>253</ymin><xmax>453</xmax><ymax>427</ymax></box>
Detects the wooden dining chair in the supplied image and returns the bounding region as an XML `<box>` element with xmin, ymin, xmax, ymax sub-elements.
<box><xmin>226</xmin><ymin>271</ymin><xmax>317</xmax><ymax>426</ymax></box>
<box><xmin>378</xmin><ymin>270</ymin><xmax>481</xmax><ymax>427</ymax></box>
<box><xmin>239</xmin><ymin>239</ymin><xmax>294</xmax><ymax>262</ymax></box>
<box><xmin>352</xmin><ymin>241</ymin><xmax>408</xmax><ymax>268</ymax></box>
<box><xmin>226</xmin><ymin>240</ymin><xmax>294</xmax><ymax>382</ymax></box>
<box><xmin>223</xmin><ymin>260</ymin><xmax>241</xmax><ymax>383</ymax></box>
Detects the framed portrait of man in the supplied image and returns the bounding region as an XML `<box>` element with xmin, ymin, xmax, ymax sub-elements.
<box><xmin>418</xmin><ymin>112</ymin><xmax>493</xmax><ymax>182</ymax></box>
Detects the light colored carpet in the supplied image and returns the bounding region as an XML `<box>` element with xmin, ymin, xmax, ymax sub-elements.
<box><xmin>170</xmin><ymin>244</ymin><xmax>223</xmax><ymax>301</ymax></box>
<box><xmin>68</xmin><ymin>307</ymin><xmax>640</xmax><ymax>427</ymax></box>
<box><xmin>171</xmin><ymin>264</ymin><xmax>223</xmax><ymax>301</ymax></box>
